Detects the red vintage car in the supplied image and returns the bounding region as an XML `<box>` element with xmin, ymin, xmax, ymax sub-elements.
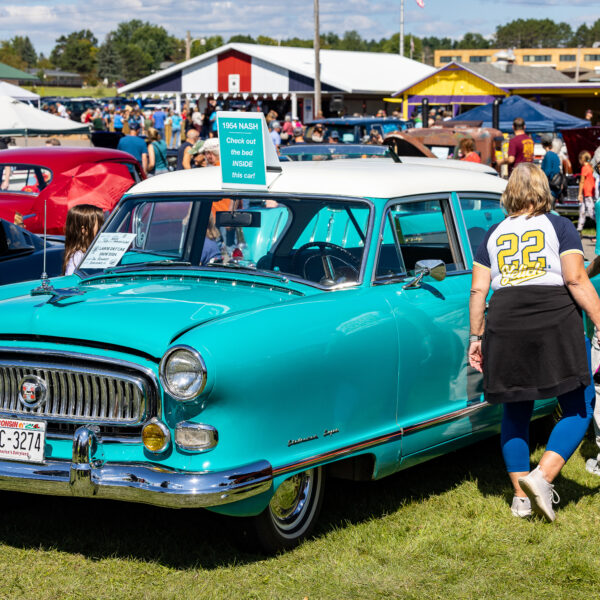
<box><xmin>0</xmin><ymin>147</ymin><xmax>144</xmax><ymax>235</ymax></box>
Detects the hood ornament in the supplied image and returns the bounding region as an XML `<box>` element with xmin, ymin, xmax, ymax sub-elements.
<box><xmin>29</xmin><ymin>189</ymin><xmax>86</xmax><ymax>305</ymax></box>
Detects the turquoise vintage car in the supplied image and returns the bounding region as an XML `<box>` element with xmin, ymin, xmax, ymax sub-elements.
<box><xmin>0</xmin><ymin>161</ymin><xmax>556</xmax><ymax>552</ymax></box>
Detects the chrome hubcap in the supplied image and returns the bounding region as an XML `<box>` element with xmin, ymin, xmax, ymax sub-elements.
<box><xmin>269</xmin><ymin>469</ymin><xmax>314</xmax><ymax>531</ymax></box>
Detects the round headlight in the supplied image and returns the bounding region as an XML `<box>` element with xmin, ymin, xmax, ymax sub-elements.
<box><xmin>160</xmin><ymin>345</ymin><xmax>207</xmax><ymax>401</ymax></box>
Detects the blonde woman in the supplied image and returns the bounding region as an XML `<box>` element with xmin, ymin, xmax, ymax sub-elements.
<box><xmin>146</xmin><ymin>128</ymin><xmax>168</xmax><ymax>176</ymax></box>
<box><xmin>468</xmin><ymin>163</ymin><xmax>600</xmax><ymax>521</ymax></box>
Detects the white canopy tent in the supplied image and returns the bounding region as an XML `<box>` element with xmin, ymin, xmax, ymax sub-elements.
<box><xmin>0</xmin><ymin>81</ymin><xmax>40</xmax><ymax>106</ymax></box>
<box><xmin>0</xmin><ymin>96</ymin><xmax>89</xmax><ymax>141</ymax></box>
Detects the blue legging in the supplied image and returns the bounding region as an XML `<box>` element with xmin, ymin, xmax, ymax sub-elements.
<box><xmin>501</xmin><ymin>384</ymin><xmax>593</xmax><ymax>473</ymax></box>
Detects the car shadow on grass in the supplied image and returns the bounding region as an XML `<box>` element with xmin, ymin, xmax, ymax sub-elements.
<box><xmin>0</xmin><ymin>420</ymin><xmax>597</xmax><ymax>568</ymax></box>
<box><xmin>317</xmin><ymin>418</ymin><xmax>600</xmax><ymax>535</ymax></box>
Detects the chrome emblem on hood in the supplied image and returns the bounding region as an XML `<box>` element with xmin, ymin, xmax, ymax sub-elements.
<box><xmin>18</xmin><ymin>375</ymin><xmax>47</xmax><ymax>409</ymax></box>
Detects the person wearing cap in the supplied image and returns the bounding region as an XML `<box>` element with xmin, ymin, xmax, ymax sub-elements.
<box><xmin>328</xmin><ymin>130</ymin><xmax>340</xmax><ymax>144</ymax></box>
<box><xmin>117</xmin><ymin>121</ymin><xmax>148</xmax><ymax>174</ymax></box>
<box><xmin>270</xmin><ymin>120</ymin><xmax>282</xmax><ymax>149</ymax></box>
<box><xmin>292</xmin><ymin>127</ymin><xmax>305</xmax><ymax>144</ymax></box>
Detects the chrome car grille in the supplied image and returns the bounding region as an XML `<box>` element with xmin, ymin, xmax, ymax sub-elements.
<box><xmin>0</xmin><ymin>361</ymin><xmax>149</xmax><ymax>426</ymax></box>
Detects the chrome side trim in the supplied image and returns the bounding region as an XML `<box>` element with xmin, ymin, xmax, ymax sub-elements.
<box><xmin>273</xmin><ymin>401</ymin><xmax>491</xmax><ymax>477</ymax></box>
<box><xmin>0</xmin><ymin>426</ymin><xmax>272</xmax><ymax>509</ymax></box>
<box><xmin>402</xmin><ymin>401</ymin><xmax>490</xmax><ymax>435</ymax></box>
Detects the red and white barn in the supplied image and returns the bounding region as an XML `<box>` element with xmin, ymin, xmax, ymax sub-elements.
<box><xmin>118</xmin><ymin>43</ymin><xmax>434</xmax><ymax>121</ymax></box>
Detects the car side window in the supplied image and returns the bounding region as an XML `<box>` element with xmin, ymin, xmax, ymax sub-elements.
<box><xmin>376</xmin><ymin>197</ymin><xmax>464</xmax><ymax>280</ymax></box>
<box><xmin>458</xmin><ymin>195</ymin><xmax>504</xmax><ymax>256</ymax></box>
<box><xmin>0</xmin><ymin>164</ymin><xmax>52</xmax><ymax>194</ymax></box>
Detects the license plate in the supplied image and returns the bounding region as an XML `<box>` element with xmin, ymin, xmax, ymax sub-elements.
<box><xmin>0</xmin><ymin>419</ymin><xmax>45</xmax><ymax>463</ymax></box>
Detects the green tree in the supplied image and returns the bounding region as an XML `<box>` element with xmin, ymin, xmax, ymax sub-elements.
<box><xmin>50</xmin><ymin>30</ymin><xmax>98</xmax><ymax>75</ymax></box>
<box><xmin>0</xmin><ymin>41</ymin><xmax>27</xmax><ymax>70</ymax></box>
<box><xmin>228</xmin><ymin>34</ymin><xmax>256</xmax><ymax>44</ymax></box>
<box><xmin>10</xmin><ymin>36</ymin><xmax>37</xmax><ymax>67</ymax></box>
<box><xmin>339</xmin><ymin>30</ymin><xmax>367</xmax><ymax>51</ymax></box>
<box><xmin>495</xmin><ymin>18</ymin><xmax>572</xmax><ymax>48</ymax></box>
<box><xmin>321</xmin><ymin>32</ymin><xmax>341</xmax><ymax>48</ymax></box>
<box><xmin>36</xmin><ymin>53</ymin><xmax>53</xmax><ymax>69</ymax></box>
<box><xmin>455</xmin><ymin>32</ymin><xmax>490</xmax><ymax>49</ymax></box>
<box><xmin>570</xmin><ymin>19</ymin><xmax>600</xmax><ymax>46</ymax></box>
<box><xmin>97</xmin><ymin>34</ymin><xmax>122</xmax><ymax>83</ymax></box>
<box><xmin>190</xmin><ymin>35</ymin><xmax>224</xmax><ymax>58</ymax></box>
<box><xmin>120</xmin><ymin>43</ymin><xmax>153</xmax><ymax>81</ymax></box>
<box><xmin>281</xmin><ymin>37</ymin><xmax>313</xmax><ymax>48</ymax></box>
<box><xmin>256</xmin><ymin>35</ymin><xmax>278</xmax><ymax>45</ymax></box>
<box><xmin>109</xmin><ymin>19</ymin><xmax>179</xmax><ymax>74</ymax></box>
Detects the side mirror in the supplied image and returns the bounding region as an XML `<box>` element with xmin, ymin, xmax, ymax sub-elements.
<box><xmin>403</xmin><ymin>259</ymin><xmax>446</xmax><ymax>289</ymax></box>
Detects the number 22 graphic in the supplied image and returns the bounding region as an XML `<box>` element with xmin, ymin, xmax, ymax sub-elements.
<box><xmin>496</xmin><ymin>230</ymin><xmax>546</xmax><ymax>270</ymax></box>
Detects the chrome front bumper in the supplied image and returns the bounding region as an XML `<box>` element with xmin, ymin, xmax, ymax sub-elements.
<box><xmin>0</xmin><ymin>427</ymin><xmax>273</xmax><ymax>508</ymax></box>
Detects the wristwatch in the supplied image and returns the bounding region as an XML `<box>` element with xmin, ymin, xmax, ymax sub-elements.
<box><xmin>469</xmin><ymin>334</ymin><xmax>483</xmax><ymax>343</ymax></box>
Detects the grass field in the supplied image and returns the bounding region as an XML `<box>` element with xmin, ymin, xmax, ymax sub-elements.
<box><xmin>22</xmin><ymin>86</ymin><xmax>118</xmax><ymax>98</ymax></box>
<box><xmin>1</xmin><ymin>420</ymin><xmax>599</xmax><ymax>599</ymax></box>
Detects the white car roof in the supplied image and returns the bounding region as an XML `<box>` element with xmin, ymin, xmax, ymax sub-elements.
<box><xmin>130</xmin><ymin>160</ymin><xmax>506</xmax><ymax>200</ymax></box>
<box><xmin>399</xmin><ymin>156</ymin><xmax>498</xmax><ymax>176</ymax></box>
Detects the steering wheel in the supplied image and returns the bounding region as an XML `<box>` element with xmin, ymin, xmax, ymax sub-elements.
<box><xmin>292</xmin><ymin>241</ymin><xmax>360</xmax><ymax>283</ymax></box>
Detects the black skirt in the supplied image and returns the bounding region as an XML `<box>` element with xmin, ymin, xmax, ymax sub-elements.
<box><xmin>482</xmin><ymin>285</ymin><xmax>590</xmax><ymax>404</ymax></box>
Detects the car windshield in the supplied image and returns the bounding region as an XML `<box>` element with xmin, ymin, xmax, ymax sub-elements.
<box><xmin>280</xmin><ymin>145</ymin><xmax>395</xmax><ymax>161</ymax></box>
<box><xmin>78</xmin><ymin>195</ymin><xmax>372</xmax><ymax>289</ymax></box>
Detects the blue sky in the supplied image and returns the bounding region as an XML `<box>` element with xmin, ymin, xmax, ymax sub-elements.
<box><xmin>0</xmin><ymin>0</ymin><xmax>598</xmax><ymax>56</ymax></box>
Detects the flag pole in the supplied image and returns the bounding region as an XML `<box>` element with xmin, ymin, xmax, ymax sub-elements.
<box><xmin>400</xmin><ymin>0</ymin><xmax>404</xmax><ymax>57</ymax></box>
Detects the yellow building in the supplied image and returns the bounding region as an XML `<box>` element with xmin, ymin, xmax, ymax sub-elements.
<box><xmin>434</xmin><ymin>48</ymin><xmax>600</xmax><ymax>75</ymax></box>
<box><xmin>391</xmin><ymin>61</ymin><xmax>600</xmax><ymax>121</ymax></box>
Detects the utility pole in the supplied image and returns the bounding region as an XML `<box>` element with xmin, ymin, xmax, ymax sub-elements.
<box><xmin>314</xmin><ymin>0</ymin><xmax>321</xmax><ymax>118</ymax></box>
<box><xmin>185</xmin><ymin>30</ymin><xmax>191</xmax><ymax>61</ymax></box>
<box><xmin>400</xmin><ymin>0</ymin><xmax>404</xmax><ymax>57</ymax></box>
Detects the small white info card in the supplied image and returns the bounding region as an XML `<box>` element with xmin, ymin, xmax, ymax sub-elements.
<box><xmin>80</xmin><ymin>233</ymin><xmax>136</xmax><ymax>269</ymax></box>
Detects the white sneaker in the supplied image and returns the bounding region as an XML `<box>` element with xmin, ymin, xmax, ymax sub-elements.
<box><xmin>518</xmin><ymin>466</ymin><xmax>560</xmax><ymax>522</ymax></box>
<box><xmin>586</xmin><ymin>458</ymin><xmax>600</xmax><ymax>476</ymax></box>
<box><xmin>511</xmin><ymin>496</ymin><xmax>532</xmax><ymax>518</ymax></box>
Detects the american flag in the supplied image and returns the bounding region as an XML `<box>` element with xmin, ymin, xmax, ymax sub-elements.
<box><xmin>416</xmin><ymin>0</ymin><xmax>425</xmax><ymax>6</ymax></box>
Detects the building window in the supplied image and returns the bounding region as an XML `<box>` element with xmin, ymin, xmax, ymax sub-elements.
<box><xmin>584</xmin><ymin>54</ymin><xmax>600</xmax><ymax>61</ymax></box>
<box><xmin>469</xmin><ymin>56</ymin><xmax>490</xmax><ymax>63</ymax></box>
<box><xmin>560</xmin><ymin>54</ymin><xmax>576</xmax><ymax>61</ymax></box>
<box><xmin>523</xmin><ymin>55</ymin><xmax>552</xmax><ymax>62</ymax></box>
<box><xmin>439</xmin><ymin>56</ymin><xmax>452</xmax><ymax>63</ymax></box>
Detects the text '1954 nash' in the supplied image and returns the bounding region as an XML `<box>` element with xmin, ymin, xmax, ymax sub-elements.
<box><xmin>0</xmin><ymin>159</ymin><xmax>557</xmax><ymax>552</ymax></box>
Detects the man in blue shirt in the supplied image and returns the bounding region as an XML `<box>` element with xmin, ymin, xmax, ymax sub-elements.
<box><xmin>117</xmin><ymin>121</ymin><xmax>148</xmax><ymax>175</ymax></box>
<box><xmin>541</xmin><ymin>137</ymin><xmax>562</xmax><ymax>203</ymax></box>
<box><xmin>270</xmin><ymin>120</ymin><xmax>281</xmax><ymax>148</ymax></box>
<box><xmin>152</xmin><ymin>107</ymin><xmax>166</xmax><ymax>141</ymax></box>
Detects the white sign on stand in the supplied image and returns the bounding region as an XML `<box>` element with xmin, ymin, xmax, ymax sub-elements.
<box><xmin>80</xmin><ymin>233</ymin><xmax>136</xmax><ymax>269</ymax></box>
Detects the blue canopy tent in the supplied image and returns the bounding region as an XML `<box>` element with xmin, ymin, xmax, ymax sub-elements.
<box><xmin>453</xmin><ymin>95</ymin><xmax>589</xmax><ymax>133</ymax></box>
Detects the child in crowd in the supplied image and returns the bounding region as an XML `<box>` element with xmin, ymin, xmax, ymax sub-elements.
<box><xmin>62</xmin><ymin>204</ymin><xmax>105</xmax><ymax>276</ymax></box>
<box><xmin>578</xmin><ymin>150</ymin><xmax>596</xmax><ymax>234</ymax></box>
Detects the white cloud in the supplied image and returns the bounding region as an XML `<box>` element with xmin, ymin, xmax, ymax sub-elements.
<box><xmin>0</xmin><ymin>0</ymin><xmax>596</xmax><ymax>56</ymax></box>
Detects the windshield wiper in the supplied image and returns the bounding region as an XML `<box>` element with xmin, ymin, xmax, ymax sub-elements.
<box><xmin>200</xmin><ymin>262</ymin><xmax>290</xmax><ymax>283</ymax></box>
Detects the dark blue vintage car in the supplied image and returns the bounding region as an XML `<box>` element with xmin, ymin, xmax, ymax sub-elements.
<box><xmin>305</xmin><ymin>117</ymin><xmax>412</xmax><ymax>144</ymax></box>
<box><xmin>0</xmin><ymin>219</ymin><xmax>64</xmax><ymax>286</ymax></box>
